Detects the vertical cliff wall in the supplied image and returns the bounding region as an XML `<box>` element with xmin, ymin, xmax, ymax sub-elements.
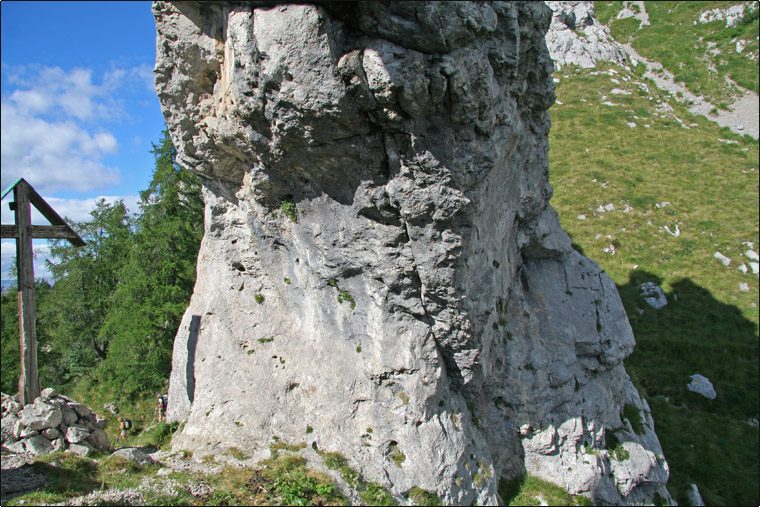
<box><xmin>153</xmin><ymin>2</ymin><xmax>670</xmax><ymax>504</ymax></box>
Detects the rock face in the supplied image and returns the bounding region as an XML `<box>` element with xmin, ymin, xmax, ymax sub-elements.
<box><xmin>1</xmin><ymin>391</ymin><xmax>110</xmax><ymax>457</ymax></box>
<box><xmin>153</xmin><ymin>2</ymin><xmax>670</xmax><ymax>504</ymax></box>
<box><xmin>545</xmin><ymin>1</ymin><xmax>628</xmax><ymax>69</ymax></box>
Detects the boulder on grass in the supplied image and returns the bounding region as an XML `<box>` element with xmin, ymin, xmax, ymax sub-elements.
<box><xmin>110</xmin><ymin>447</ymin><xmax>156</xmax><ymax>466</ymax></box>
<box><xmin>68</xmin><ymin>441</ymin><xmax>95</xmax><ymax>457</ymax></box>
<box><xmin>687</xmin><ymin>374</ymin><xmax>717</xmax><ymax>400</ymax></box>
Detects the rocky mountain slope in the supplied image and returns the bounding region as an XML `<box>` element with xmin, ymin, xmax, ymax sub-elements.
<box><xmin>545</xmin><ymin>1</ymin><xmax>628</xmax><ymax>69</ymax></box>
<box><xmin>546</xmin><ymin>2</ymin><xmax>758</xmax><ymax>505</ymax></box>
<box><xmin>152</xmin><ymin>1</ymin><xmax>670</xmax><ymax>504</ymax></box>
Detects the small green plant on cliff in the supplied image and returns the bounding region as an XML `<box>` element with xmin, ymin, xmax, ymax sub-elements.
<box><xmin>337</xmin><ymin>290</ymin><xmax>356</xmax><ymax>310</ymax></box>
<box><xmin>390</xmin><ymin>442</ymin><xmax>406</xmax><ymax>467</ymax></box>
<box><xmin>361</xmin><ymin>482</ymin><xmax>395</xmax><ymax>506</ymax></box>
<box><xmin>254</xmin><ymin>293</ymin><xmax>265</xmax><ymax>304</ymax></box>
<box><xmin>320</xmin><ymin>451</ymin><xmax>361</xmax><ymax>489</ymax></box>
<box><xmin>605</xmin><ymin>432</ymin><xmax>630</xmax><ymax>461</ymax></box>
<box><xmin>409</xmin><ymin>486</ymin><xmax>441</xmax><ymax>506</ymax></box>
<box><xmin>229</xmin><ymin>446</ymin><xmax>249</xmax><ymax>460</ymax></box>
<box><xmin>280</xmin><ymin>199</ymin><xmax>298</xmax><ymax>222</ymax></box>
<box><xmin>269</xmin><ymin>439</ymin><xmax>306</xmax><ymax>458</ymax></box>
<box><xmin>498</xmin><ymin>475</ymin><xmax>592</xmax><ymax>506</ymax></box>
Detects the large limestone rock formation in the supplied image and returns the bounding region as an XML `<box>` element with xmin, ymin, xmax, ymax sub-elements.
<box><xmin>153</xmin><ymin>2</ymin><xmax>670</xmax><ymax>504</ymax></box>
<box><xmin>545</xmin><ymin>1</ymin><xmax>628</xmax><ymax>69</ymax></box>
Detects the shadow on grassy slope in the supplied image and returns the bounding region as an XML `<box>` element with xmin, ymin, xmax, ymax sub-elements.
<box><xmin>617</xmin><ymin>270</ymin><xmax>759</xmax><ymax>506</ymax></box>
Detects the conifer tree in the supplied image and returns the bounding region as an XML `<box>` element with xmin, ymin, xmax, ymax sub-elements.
<box><xmin>42</xmin><ymin>199</ymin><xmax>133</xmax><ymax>382</ymax></box>
<box><xmin>97</xmin><ymin>130</ymin><xmax>204</xmax><ymax>395</ymax></box>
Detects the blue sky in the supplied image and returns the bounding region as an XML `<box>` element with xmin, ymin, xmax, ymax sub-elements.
<box><xmin>1</xmin><ymin>1</ymin><xmax>165</xmax><ymax>285</ymax></box>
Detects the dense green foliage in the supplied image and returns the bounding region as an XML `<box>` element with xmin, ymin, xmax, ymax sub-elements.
<box><xmin>498</xmin><ymin>476</ymin><xmax>592</xmax><ymax>506</ymax></box>
<box><xmin>44</xmin><ymin>199</ymin><xmax>134</xmax><ymax>381</ymax></box>
<box><xmin>1</xmin><ymin>281</ymin><xmax>55</xmax><ymax>394</ymax></box>
<box><xmin>96</xmin><ymin>133</ymin><xmax>204</xmax><ymax>396</ymax></box>
<box><xmin>0</xmin><ymin>131</ymin><xmax>203</xmax><ymax>401</ymax></box>
<box><xmin>550</xmin><ymin>61</ymin><xmax>758</xmax><ymax>505</ymax></box>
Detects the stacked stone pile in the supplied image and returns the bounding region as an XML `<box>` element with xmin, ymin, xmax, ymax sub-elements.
<box><xmin>1</xmin><ymin>389</ymin><xmax>110</xmax><ymax>457</ymax></box>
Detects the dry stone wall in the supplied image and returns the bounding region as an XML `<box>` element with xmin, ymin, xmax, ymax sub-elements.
<box><xmin>153</xmin><ymin>2</ymin><xmax>670</xmax><ymax>504</ymax></box>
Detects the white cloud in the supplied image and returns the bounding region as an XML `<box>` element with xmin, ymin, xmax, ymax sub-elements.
<box><xmin>10</xmin><ymin>88</ymin><xmax>53</xmax><ymax>114</ymax></box>
<box><xmin>1</xmin><ymin>101</ymin><xmax>121</xmax><ymax>194</ymax></box>
<box><xmin>1</xmin><ymin>64</ymin><xmax>155</xmax><ymax>195</ymax></box>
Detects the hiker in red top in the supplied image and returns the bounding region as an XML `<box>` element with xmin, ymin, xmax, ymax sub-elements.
<box><xmin>156</xmin><ymin>393</ymin><xmax>167</xmax><ymax>423</ymax></box>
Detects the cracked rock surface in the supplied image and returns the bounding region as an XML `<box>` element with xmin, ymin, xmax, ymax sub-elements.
<box><xmin>153</xmin><ymin>2</ymin><xmax>670</xmax><ymax>504</ymax></box>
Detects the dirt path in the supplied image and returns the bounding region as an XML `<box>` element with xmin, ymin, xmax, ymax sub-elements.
<box><xmin>621</xmin><ymin>42</ymin><xmax>759</xmax><ymax>139</ymax></box>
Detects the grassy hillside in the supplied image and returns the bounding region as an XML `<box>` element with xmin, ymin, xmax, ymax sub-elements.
<box><xmin>596</xmin><ymin>1</ymin><xmax>759</xmax><ymax>106</ymax></box>
<box><xmin>549</xmin><ymin>61</ymin><xmax>759</xmax><ymax>505</ymax></box>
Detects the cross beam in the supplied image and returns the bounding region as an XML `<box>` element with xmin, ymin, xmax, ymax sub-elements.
<box><xmin>1</xmin><ymin>178</ymin><xmax>85</xmax><ymax>405</ymax></box>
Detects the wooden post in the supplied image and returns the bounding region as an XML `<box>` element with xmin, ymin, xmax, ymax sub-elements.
<box><xmin>2</xmin><ymin>178</ymin><xmax>84</xmax><ymax>405</ymax></box>
<box><xmin>15</xmin><ymin>180</ymin><xmax>40</xmax><ymax>405</ymax></box>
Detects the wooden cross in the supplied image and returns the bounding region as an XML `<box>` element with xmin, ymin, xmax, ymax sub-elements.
<box><xmin>1</xmin><ymin>178</ymin><xmax>85</xmax><ymax>405</ymax></box>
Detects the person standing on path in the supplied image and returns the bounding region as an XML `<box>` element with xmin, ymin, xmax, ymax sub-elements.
<box><xmin>156</xmin><ymin>393</ymin><xmax>167</xmax><ymax>423</ymax></box>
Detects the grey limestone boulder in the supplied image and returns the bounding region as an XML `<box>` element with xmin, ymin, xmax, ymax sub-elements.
<box><xmin>64</xmin><ymin>425</ymin><xmax>91</xmax><ymax>444</ymax></box>
<box><xmin>687</xmin><ymin>374</ymin><xmax>717</xmax><ymax>400</ymax></box>
<box><xmin>40</xmin><ymin>387</ymin><xmax>58</xmax><ymax>399</ymax></box>
<box><xmin>1</xmin><ymin>413</ymin><xmax>17</xmax><ymax>442</ymax></box>
<box><xmin>68</xmin><ymin>402</ymin><xmax>94</xmax><ymax>420</ymax></box>
<box><xmin>61</xmin><ymin>405</ymin><xmax>78</xmax><ymax>426</ymax></box>
<box><xmin>42</xmin><ymin>427</ymin><xmax>60</xmax><ymax>440</ymax></box>
<box><xmin>110</xmin><ymin>448</ymin><xmax>156</xmax><ymax>466</ymax></box>
<box><xmin>68</xmin><ymin>442</ymin><xmax>95</xmax><ymax>457</ymax></box>
<box><xmin>4</xmin><ymin>440</ymin><xmax>27</xmax><ymax>455</ymax></box>
<box><xmin>18</xmin><ymin>400</ymin><xmax>62</xmax><ymax>431</ymax></box>
<box><xmin>153</xmin><ymin>1</ymin><xmax>670</xmax><ymax>504</ymax></box>
<box><xmin>23</xmin><ymin>435</ymin><xmax>54</xmax><ymax>457</ymax></box>
<box><xmin>640</xmin><ymin>282</ymin><xmax>668</xmax><ymax>310</ymax></box>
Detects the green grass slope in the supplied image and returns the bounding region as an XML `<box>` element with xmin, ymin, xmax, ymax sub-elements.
<box><xmin>549</xmin><ymin>61</ymin><xmax>759</xmax><ymax>506</ymax></box>
<box><xmin>596</xmin><ymin>1</ymin><xmax>759</xmax><ymax>107</ymax></box>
